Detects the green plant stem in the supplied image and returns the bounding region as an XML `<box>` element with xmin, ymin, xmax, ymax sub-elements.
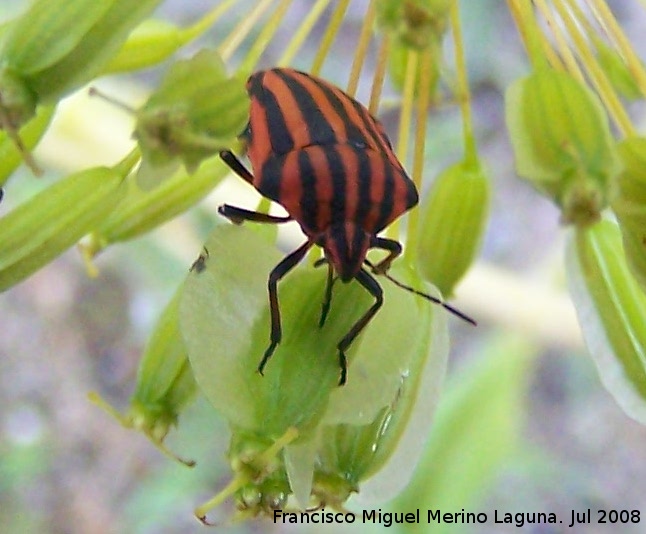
<box><xmin>240</xmin><ymin>0</ymin><xmax>294</xmax><ymax>74</ymax></box>
<box><xmin>278</xmin><ymin>0</ymin><xmax>330</xmax><ymax>66</ymax></box>
<box><xmin>552</xmin><ymin>0</ymin><xmax>635</xmax><ymax>137</ymax></box>
<box><xmin>368</xmin><ymin>35</ymin><xmax>390</xmax><ymax>116</ymax></box>
<box><xmin>534</xmin><ymin>0</ymin><xmax>585</xmax><ymax>83</ymax></box>
<box><xmin>218</xmin><ymin>0</ymin><xmax>273</xmax><ymax>63</ymax></box>
<box><xmin>346</xmin><ymin>0</ymin><xmax>377</xmax><ymax>96</ymax></box>
<box><xmin>310</xmin><ymin>0</ymin><xmax>350</xmax><ymax>75</ymax></box>
<box><xmin>586</xmin><ymin>0</ymin><xmax>646</xmax><ymax>98</ymax></box>
<box><xmin>451</xmin><ymin>1</ymin><xmax>477</xmax><ymax>168</ymax></box>
<box><xmin>389</xmin><ymin>49</ymin><xmax>417</xmax><ymax>240</ymax></box>
<box><xmin>404</xmin><ymin>47</ymin><xmax>432</xmax><ymax>261</ymax></box>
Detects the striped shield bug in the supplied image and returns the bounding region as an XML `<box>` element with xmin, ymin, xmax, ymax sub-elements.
<box><xmin>218</xmin><ymin>68</ymin><xmax>475</xmax><ymax>385</ymax></box>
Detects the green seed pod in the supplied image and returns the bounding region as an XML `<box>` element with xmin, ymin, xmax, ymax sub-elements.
<box><xmin>311</xmin><ymin>282</ymin><xmax>446</xmax><ymax>506</ymax></box>
<box><xmin>103</xmin><ymin>4</ymin><xmax>232</xmax><ymax>75</ymax></box>
<box><xmin>181</xmin><ymin>225</ymin><xmax>449</xmax><ymax>517</ymax></box>
<box><xmin>416</xmin><ymin>159</ymin><xmax>490</xmax><ymax>297</ymax></box>
<box><xmin>0</xmin><ymin>153</ymin><xmax>136</xmax><ymax>291</ymax></box>
<box><xmin>566</xmin><ymin>219</ymin><xmax>646</xmax><ymax>425</ymax></box>
<box><xmin>86</xmin><ymin>152</ymin><xmax>230</xmax><ymax>256</ymax></box>
<box><xmin>0</xmin><ymin>0</ymin><xmax>161</xmax><ymax>127</ymax></box>
<box><xmin>134</xmin><ymin>49</ymin><xmax>248</xmax><ymax>175</ymax></box>
<box><xmin>612</xmin><ymin>137</ymin><xmax>646</xmax><ymax>294</ymax></box>
<box><xmin>505</xmin><ymin>69</ymin><xmax>621</xmax><ymax>226</ymax></box>
<box><xmin>376</xmin><ymin>0</ymin><xmax>453</xmax><ymax>49</ymax></box>
<box><xmin>90</xmin><ymin>288</ymin><xmax>197</xmax><ymax>465</ymax></box>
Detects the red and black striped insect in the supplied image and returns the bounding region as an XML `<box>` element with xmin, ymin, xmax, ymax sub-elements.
<box><xmin>219</xmin><ymin>67</ymin><xmax>474</xmax><ymax>385</ymax></box>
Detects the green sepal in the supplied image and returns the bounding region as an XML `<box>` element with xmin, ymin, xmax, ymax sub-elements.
<box><xmin>416</xmin><ymin>158</ymin><xmax>490</xmax><ymax>296</ymax></box>
<box><xmin>566</xmin><ymin>219</ymin><xmax>646</xmax><ymax>424</ymax></box>
<box><xmin>505</xmin><ymin>69</ymin><xmax>621</xmax><ymax>226</ymax></box>
<box><xmin>612</xmin><ymin>136</ymin><xmax>646</xmax><ymax>294</ymax></box>
<box><xmin>0</xmin><ymin>152</ymin><xmax>137</xmax><ymax>291</ymax></box>
<box><xmin>134</xmin><ymin>49</ymin><xmax>248</xmax><ymax>177</ymax></box>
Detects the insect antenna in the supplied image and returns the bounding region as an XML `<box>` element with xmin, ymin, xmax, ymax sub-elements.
<box><xmin>364</xmin><ymin>260</ymin><xmax>477</xmax><ymax>326</ymax></box>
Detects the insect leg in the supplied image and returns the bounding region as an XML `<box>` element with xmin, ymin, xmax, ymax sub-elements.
<box><xmin>258</xmin><ymin>240</ymin><xmax>313</xmax><ymax>376</ymax></box>
<box><xmin>319</xmin><ymin>262</ymin><xmax>337</xmax><ymax>328</ymax></box>
<box><xmin>218</xmin><ymin>204</ymin><xmax>292</xmax><ymax>224</ymax></box>
<box><xmin>219</xmin><ymin>150</ymin><xmax>255</xmax><ymax>184</ymax></box>
<box><xmin>336</xmin><ymin>269</ymin><xmax>384</xmax><ymax>386</ymax></box>
<box><xmin>369</xmin><ymin>237</ymin><xmax>402</xmax><ymax>274</ymax></box>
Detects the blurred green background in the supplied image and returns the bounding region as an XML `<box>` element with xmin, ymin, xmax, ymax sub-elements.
<box><xmin>1</xmin><ymin>1</ymin><xmax>646</xmax><ymax>533</ymax></box>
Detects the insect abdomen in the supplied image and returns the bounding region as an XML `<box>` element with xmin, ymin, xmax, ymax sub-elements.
<box><xmin>258</xmin><ymin>144</ymin><xmax>417</xmax><ymax>237</ymax></box>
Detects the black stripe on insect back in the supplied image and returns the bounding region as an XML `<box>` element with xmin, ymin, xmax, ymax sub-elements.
<box><xmin>375</xmin><ymin>154</ymin><xmax>395</xmax><ymax>232</ymax></box>
<box><xmin>354</xmin><ymin>145</ymin><xmax>373</xmax><ymax>227</ymax></box>
<box><xmin>259</xmin><ymin>156</ymin><xmax>285</xmax><ymax>203</ymax></box>
<box><xmin>274</xmin><ymin>70</ymin><xmax>337</xmax><ymax>147</ymax></box>
<box><xmin>311</xmin><ymin>80</ymin><xmax>372</xmax><ymax>150</ymax></box>
<box><xmin>348</xmin><ymin>98</ymin><xmax>398</xmax><ymax>163</ymax></box>
<box><xmin>297</xmin><ymin>150</ymin><xmax>319</xmax><ymax>232</ymax></box>
<box><xmin>323</xmin><ymin>145</ymin><xmax>347</xmax><ymax>222</ymax></box>
<box><xmin>250</xmin><ymin>74</ymin><xmax>294</xmax><ymax>155</ymax></box>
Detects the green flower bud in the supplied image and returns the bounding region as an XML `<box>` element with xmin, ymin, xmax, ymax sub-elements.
<box><xmin>377</xmin><ymin>0</ymin><xmax>453</xmax><ymax>49</ymax></box>
<box><xmin>612</xmin><ymin>137</ymin><xmax>646</xmax><ymax>294</ymax></box>
<box><xmin>0</xmin><ymin>0</ymin><xmax>161</xmax><ymax>125</ymax></box>
<box><xmin>416</xmin><ymin>159</ymin><xmax>490</xmax><ymax>297</ymax></box>
<box><xmin>89</xmin><ymin>289</ymin><xmax>197</xmax><ymax>465</ymax></box>
<box><xmin>505</xmin><ymin>69</ymin><xmax>621</xmax><ymax>226</ymax></box>
<box><xmin>85</xmin><ymin>152</ymin><xmax>230</xmax><ymax>256</ymax></box>
<box><xmin>0</xmin><ymin>152</ymin><xmax>136</xmax><ymax>291</ymax></box>
<box><xmin>134</xmin><ymin>49</ymin><xmax>248</xmax><ymax>175</ymax></box>
<box><xmin>567</xmin><ymin>219</ymin><xmax>646</xmax><ymax>425</ymax></box>
<box><xmin>103</xmin><ymin>4</ymin><xmax>232</xmax><ymax>75</ymax></box>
